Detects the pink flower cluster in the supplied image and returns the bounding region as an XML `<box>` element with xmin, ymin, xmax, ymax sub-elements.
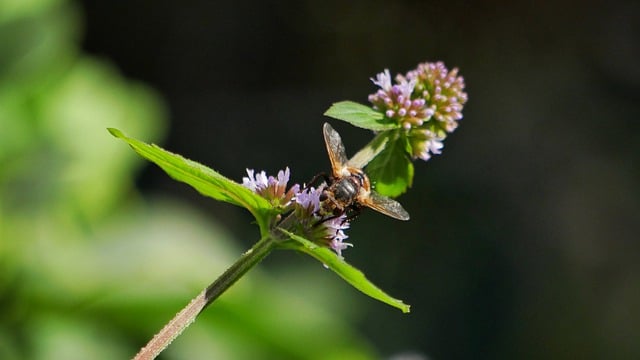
<box><xmin>243</xmin><ymin>169</ymin><xmax>351</xmax><ymax>257</ymax></box>
<box><xmin>368</xmin><ymin>61</ymin><xmax>467</xmax><ymax>161</ymax></box>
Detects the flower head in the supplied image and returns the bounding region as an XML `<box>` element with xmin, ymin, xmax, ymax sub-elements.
<box><xmin>368</xmin><ymin>73</ymin><xmax>430</xmax><ymax>130</ymax></box>
<box><xmin>243</xmin><ymin>168</ymin><xmax>352</xmax><ymax>256</ymax></box>
<box><xmin>242</xmin><ymin>167</ymin><xmax>299</xmax><ymax>209</ymax></box>
<box><xmin>368</xmin><ymin>61</ymin><xmax>467</xmax><ymax>162</ymax></box>
<box><xmin>406</xmin><ymin>62</ymin><xmax>467</xmax><ymax>133</ymax></box>
<box><xmin>293</xmin><ymin>186</ymin><xmax>352</xmax><ymax>257</ymax></box>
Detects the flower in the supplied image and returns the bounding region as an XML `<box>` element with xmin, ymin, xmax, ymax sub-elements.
<box><xmin>322</xmin><ymin>215</ymin><xmax>352</xmax><ymax>257</ymax></box>
<box><xmin>243</xmin><ymin>168</ymin><xmax>352</xmax><ymax>256</ymax></box>
<box><xmin>406</xmin><ymin>62</ymin><xmax>467</xmax><ymax>133</ymax></box>
<box><xmin>368</xmin><ymin>72</ymin><xmax>431</xmax><ymax>130</ymax></box>
<box><xmin>294</xmin><ymin>186</ymin><xmax>352</xmax><ymax>257</ymax></box>
<box><xmin>368</xmin><ymin>61</ymin><xmax>467</xmax><ymax>162</ymax></box>
<box><xmin>371</xmin><ymin>69</ymin><xmax>393</xmax><ymax>91</ymax></box>
<box><xmin>409</xmin><ymin>128</ymin><xmax>446</xmax><ymax>161</ymax></box>
<box><xmin>242</xmin><ymin>167</ymin><xmax>299</xmax><ymax>209</ymax></box>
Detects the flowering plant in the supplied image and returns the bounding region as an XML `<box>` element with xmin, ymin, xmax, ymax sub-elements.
<box><xmin>110</xmin><ymin>61</ymin><xmax>466</xmax><ymax>359</ymax></box>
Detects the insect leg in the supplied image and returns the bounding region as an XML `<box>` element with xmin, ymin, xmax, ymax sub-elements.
<box><xmin>343</xmin><ymin>204</ymin><xmax>362</xmax><ymax>223</ymax></box>
<box><xmin>304</xmin><ymin>172</ymin><xmax>331</xmax><ymax>190</ymax></box>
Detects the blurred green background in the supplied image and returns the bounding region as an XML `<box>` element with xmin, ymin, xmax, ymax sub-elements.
<box><xmin>2</xmin><ymin>0</ymin><xmax>639</xmax><ymax>359</ymax></box>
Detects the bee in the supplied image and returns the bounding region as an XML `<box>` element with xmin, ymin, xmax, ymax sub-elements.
<box><xmin>316</xmin><ymin>122</ymin><xmax>410</xmax><ymax>221</ymax></box>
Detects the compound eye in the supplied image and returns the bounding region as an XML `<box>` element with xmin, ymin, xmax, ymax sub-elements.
<box><xmin>319</xmin><ymin>193</ymin><xmax>328</xmax><ymax>201</ymax></box>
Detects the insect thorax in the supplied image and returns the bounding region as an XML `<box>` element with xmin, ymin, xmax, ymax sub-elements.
<box><xmin>330</xmin><ymin>168</ymin><xmax>369</xmax><ymax>204</ymax></box>
<box><xmin>332</xmin><ymin>177</ymin><xmax>360</xmax><ymax>202</ymax></box>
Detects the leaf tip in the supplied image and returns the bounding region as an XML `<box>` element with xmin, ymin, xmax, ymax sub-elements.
<box><xmin>322</xmin><ymin>102</ymin><xmax>339</xmax><ymax>116</ymax></box>
<box><xmin>107</xmin><ymin>127</ymin><xmax>124</xmax><ymax>138</ymax></box>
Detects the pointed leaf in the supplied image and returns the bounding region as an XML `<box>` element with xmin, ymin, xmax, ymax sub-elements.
<box><xmin>108</xmin><ymin>128</ymin><xmax>274</xmax><ymax>225</ymax></box>
<box><xmin>347</xmin><ymin>131</ymin><xmax>388</xmax><ymax>169</ymax></box>
<box><xmin>365</xmin><ymin>133</ymin><xmax>414</xmax><ymax>197</ymax></box>
<box><xmin>279</xmin><ymin>229</ymin><xmax>411</xmax><ymax>313</ymax></box>
<box><xmin>324</xmin><ymin>101</ymin><xmax>398</xmax><ymax>131</ymax></box>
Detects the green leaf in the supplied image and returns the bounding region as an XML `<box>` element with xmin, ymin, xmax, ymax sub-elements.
<box><xmin>324</xmin><ymin>101</ymin><xmax>399</xmax><ymax>131</ymax></box>
<box><xmin>108</xmin><ymin>128</ymin><xmax>274</xmax><ymax>229</ymax></box>
<box><xmin>279</xmin><ymin>229</ymin><xmax>411</xmax><ymax>313</ymax></box>
<box><xmin>365</xmin><ymin>132</ymin><xmax>414</xmax><ymax>197</ymax></box>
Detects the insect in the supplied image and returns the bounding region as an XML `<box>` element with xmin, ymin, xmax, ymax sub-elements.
<box><xmin>316</xmin><ymin>122</ymin><xmax>410</xmax><ymax>221</ymax></box>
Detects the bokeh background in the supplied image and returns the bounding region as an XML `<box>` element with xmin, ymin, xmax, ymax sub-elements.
<box><xmin>1</xmin><ymin>0</ymin><xmax>639</xmax><ymax>359</ymax></box>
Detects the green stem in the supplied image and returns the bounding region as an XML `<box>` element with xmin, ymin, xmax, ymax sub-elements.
<box><xmin>203</xmin><ymin>235</ymin><xmax>277</xmax><ymax>306</ymax></box>
<box><xmin>133</xmin><ymin>236</ymin><xmax>277</xmax><ymax>360</ymax></box>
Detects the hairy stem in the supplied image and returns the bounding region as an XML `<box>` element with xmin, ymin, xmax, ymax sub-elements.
<box><xmin>133</xmin><ymin>235</ymin><xmax>277</xmax><ymax>360</ymax></box>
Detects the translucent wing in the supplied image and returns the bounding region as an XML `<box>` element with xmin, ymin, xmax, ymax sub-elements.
<box><xmin>362</xmin><ymin>191</ymin><xmax>410</xmax><ymax>221</ymax></box>
<box><xmin>323</xmin><ymin>123</ymin><xmax>348</xmax><ymax>177</ymax></box>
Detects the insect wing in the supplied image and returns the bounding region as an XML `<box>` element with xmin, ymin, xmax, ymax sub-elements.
<box><xmin>323</xmin><ymin>123</ymin><xmax>349</xmax><ymax>176</ymax></box>
<box><xmin>363</xmin><ymin>191</ymin><xmax>411</xmax><ymax>221</ymax></box>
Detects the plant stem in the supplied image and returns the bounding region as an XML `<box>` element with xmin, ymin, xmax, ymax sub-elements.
<box><xmin>133</xmin><ymin>235</ymin><xmax>277</xmax><ymax>360</ymax></box>
<box><xmin>203</xmin><ymin>235</ymin><xmax>276</xmax><ymax>305</ymax></box>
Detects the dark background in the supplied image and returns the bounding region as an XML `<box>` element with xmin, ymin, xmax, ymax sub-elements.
<box><xmin>80</xmin><ymin>1</ymin><xmax>639</xmax><ymax>359</ymax></box>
